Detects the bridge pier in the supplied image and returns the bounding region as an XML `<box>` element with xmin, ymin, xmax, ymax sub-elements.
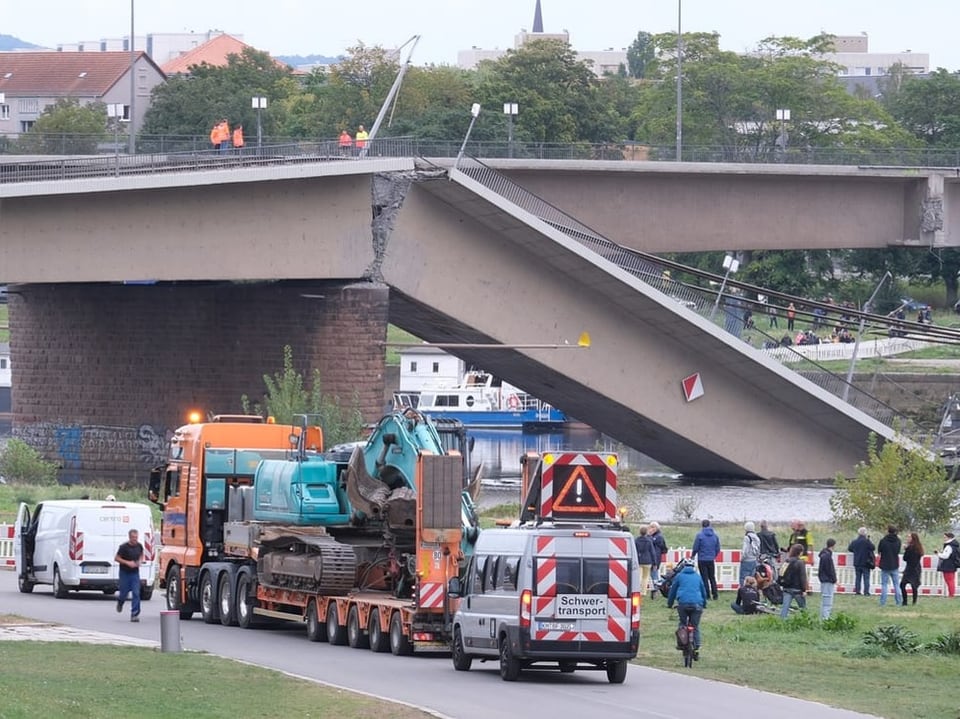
<box><xmin>7</xmin><ymin>281</ymin><xmax>388</xmax><ymax>484</ymax></box>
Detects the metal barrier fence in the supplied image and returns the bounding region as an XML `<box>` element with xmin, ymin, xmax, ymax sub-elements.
<box><xmin>0</xmin><ymin>524</ymin><xmax>14</xmax><ymax>569</ymax></box>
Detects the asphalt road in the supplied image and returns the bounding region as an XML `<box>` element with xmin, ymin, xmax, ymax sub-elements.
<box><xmin>0</xmin><ymin>572</ymin><xmax>877</xmax><ymax>719</ymax></box>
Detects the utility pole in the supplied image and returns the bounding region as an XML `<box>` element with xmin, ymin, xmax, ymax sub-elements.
<box><xmin>128</xmin><ymin>0</ymin><xmax>136</xmax><ymax>154</ymax></box>
<box><xmin>675</xmin><ymin>0</ymin><xmax>682</xmax><ymax>162</ymax></box>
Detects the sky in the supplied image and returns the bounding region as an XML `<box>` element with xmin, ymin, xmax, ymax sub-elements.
<box><xmin>4</xmin><ymin>0</ymin><xmax>960</xmax><ymax>71</ymax></box>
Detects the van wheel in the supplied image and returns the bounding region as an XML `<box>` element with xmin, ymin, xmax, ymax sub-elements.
<box><xmin>347</xmin><ymin>605</ymin><xmax>369</xmax><ymax>649</ymax></box>
<box><xmin>326</xmin><ymin>605</ymin><xmax>347</xmax><ymax>645</ymax></box>
<box><xmin>236</xmin><ymin>571</ymin><xmax>256</xmax><ymax>629</ymax></box>
<box><xmin>305</xmin><ymin>600</ymin><xmax>324</xmax><ymax>642</ymax></box>
<box><xmin>606</xmin><ymin>660</ymin><xmax>628</xmax><ymax>684</ymax></box>
<box><xmin>452</xmin><ymin>627</ymin><xmax>472</xmax><ymax>671</ymax></box>
<box><xmin>141</xmin><ymin>586</ymin><xmax>154</xmax><ymax>602</ymax></box>
<box><xmin>166</xmin><ymin>565</ymin><xmax>194</xmax><ymax>620</ymax></box>
<box><xmin>53</xmin><ymin>566</ymin><xmax>68</xmax><ymax>599</ymax></box>
<box><xmin>199</xmin><ymin>573</ymin><xmax>220</xmax><ymax>624</ymax></box>
<box><xmin>499</xmin><ymin>636</ymin><xmax>521</xmax><ymax>681</ymax></box>
<box><xmin>368</xmin><ymin>609</ymin><xmax>389</xmax><ymax>653</ymax></box>
<box><xmin>18</xmin><ymin>575</ymin><xmax>34</xmax><ymax>594</ymax></box>
<box><xmin>389</xmin><ymin>611</ymin><xmax>413</xmax><ymax>656</ymax></box>
<box><xmin>218</xmin><ymin>574</ymin><xmax>236</xmax><ymax>626</ymax></box>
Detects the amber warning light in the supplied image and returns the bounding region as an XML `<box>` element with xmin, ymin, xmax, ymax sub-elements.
<box><xmin>187</xmin><ymin>411</ymin><xmax>202</xmax><ymax>424</ymax></box>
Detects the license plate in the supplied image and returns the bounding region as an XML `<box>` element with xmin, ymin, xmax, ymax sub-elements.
<box><xmin>538</xmin><ymin>621</ymin><xmax>575</xmax><ymax>632</ymax></box>
<box><xmin>84</xmin><ymin>566</ymin><xmax>109</xmax><ymax>574</ymax></box>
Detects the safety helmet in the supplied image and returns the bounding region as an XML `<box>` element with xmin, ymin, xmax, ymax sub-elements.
<box><xmin>682</xmin><ymin>557</ymin><xmax>696</xmax><ymax>568</ymax></box>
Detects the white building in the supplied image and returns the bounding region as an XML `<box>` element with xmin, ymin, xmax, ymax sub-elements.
<box><xmin>398</xmin><ymin>347</ymin><xmax>464</xmax><ymax>393</ymax></box>
<box><xmin>0</xmin><ymin>342</ymin><xmax>10</xmax><ymax>389</ymax></box>
<box><xmin>821</xmin><ymin>34</ymin><xmax>928</xmax><ymax>77</ymax></box>
<box><xmin>55</xmin><ymin>31</ymin><xmax>242</xmax><ymax>68</ymax></box>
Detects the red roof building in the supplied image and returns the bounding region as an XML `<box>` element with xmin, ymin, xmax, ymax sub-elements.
<box><xmin>161</xmin><ymin>34</ymin><xmax>287</xmax><ymax>75</ymax></box>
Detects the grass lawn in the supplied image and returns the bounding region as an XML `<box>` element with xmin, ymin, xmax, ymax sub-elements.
<box><xmin>385</xmin><ymin>324</ymin><xmax>420</xmax><ymax>367</ymax></box>
<box><xmin>0</xmin><ymin>637</ymin><xmax>430</xmax><ymax>719</ymax></box>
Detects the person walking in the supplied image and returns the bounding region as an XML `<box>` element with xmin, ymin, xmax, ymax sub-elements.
<box><xmin>938</xmin><ymin>531</ymin><xmax>960</xmax><ymax>597</ymax></box>
<box><xmin>692</xmin><ymin>519</ymin><xmax>721</xmax><ymax>600</ymax></box>
<box><xmin>648</xmin><ymin>521</ymin><xmax>668</xmax><ymax>596</ymax></box>
<box><xmin>877</xmin><ymin>525</ymin><xmax>903</xmax><ymax>607</ymax></box>
<box><xmin>115</xmin><ymin>528</ymin><xmax>143</xmax><ymax>622</ymax></box>
<box><xmin>757</xmin><ymin>520</ymin><xmax>781</xmax><ymax>559</ymax></box>
<box><xmin>740</xmin><ymin>521</ymin><xmax>761</xmax><ymax>588</ymax></box>
<box><xmin>354</xmin><ymin>124</ymin><xmax>368</xmax><ymax>154</ymax></box>
<box><xmin>667</xmin><ymin>558</ymin><xmax>708</xmax><ymax>658</ymax></box>
<box><xmin>817</xmin><ymin>538</ymin><xmax>837</xmax><ymax>620</ymax></box>
<box><xmin>848</xmin><ymin>527</ymin><xmax>876</xmax><ymax>596</ymax></box>
<box><xmin>786</xmin><ymin>302</ymin><xmax>796</xmax><ymax>331</ymax></box>
<box><xmin>338</xmin><ymin>129</ymin><xmax>353</xmax><ymax>156</ymax></box>
<box><xmin>779</xmin><ymin>543</ymin><xmax>808</xmax><ymax>618</ymax></box>
<box><xmin>900</xmin><ymin>532</ymin><xmax>924</xmax><ymax>606</ymax></box>
<box><xmin>634</xmin><ymin>524</ymin><xmax>658</xmax><ymax>597</ymax></box>
<box><xmin>232</xmin><ymin>124</ymin><xmax>244</xmax><ymax>153</ymax></box>
<box><xmin>768</xmin><ymin>304</ymin><xmax>779</xmax><ymax>328</ymax></box>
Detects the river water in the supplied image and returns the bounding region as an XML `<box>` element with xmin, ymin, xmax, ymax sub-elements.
<box><xmin>472</xmin><ymin>428</ymin><xmax>836</xmax><ymax>523</ymax></box>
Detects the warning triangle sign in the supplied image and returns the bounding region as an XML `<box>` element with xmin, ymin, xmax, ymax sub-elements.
<box><xmin>553</xmin><ymin>465</ymin><xmax>605</xmax><ymax>516</ymax></box>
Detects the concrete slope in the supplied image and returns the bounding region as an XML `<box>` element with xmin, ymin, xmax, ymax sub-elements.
<box><xmin>381</xmin><ymin>170</ymin><xmax>895</xmax><ymax>481</ymax></box>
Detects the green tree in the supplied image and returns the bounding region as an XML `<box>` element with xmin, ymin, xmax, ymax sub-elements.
<box><xmin>241</xmin><ymin>345</ymin><xmax>364</xmax><ymax>447</ymax></box>
<box><xmin>830</xmin><ymin>434</ymin><xmax>960</xmax><ymax>532</ymax></box>
<box><xmin>626</xmin><ymin>31</ymin><xmax>655</xmax><ymax>79</ymax></box>
<box><xmin>0</xmin><ymin>439</ymin><xmax>58</xmax><ymax>485</ymax></box>
<box><xmin>19</xmin><ymin>98</ymin><xmax>107</xmax><ymax>154</ymax></box>
<box><xmin>888</xmin><ymin>68</ymin><xmax>960</xmax><ymax>146</ymax></box>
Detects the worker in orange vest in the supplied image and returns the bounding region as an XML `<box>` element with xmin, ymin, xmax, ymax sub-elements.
<box><xmin>210</xmin><ymin>119</ymin><xmax>230</xmax><ymax>153</ymax></box>
<box><xmin>338</xmin><ymin>129</ymin><xmax>353</xmax><ymax>156</ymax></box>
<box><xmin>233</xmin><ymin>124</ymin><xmax>245</xmax><ymax>152</ymax></box>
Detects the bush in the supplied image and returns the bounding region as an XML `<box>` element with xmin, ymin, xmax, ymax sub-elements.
<box><xmin>862</xmin><ymin>624</ymin><xmax>920</xmax><ymax>653</ymax></box>
<box><xmin>672</xmin><ymin>494</ymin><xmax>700</xmax><ymax>522</ymax></box>
<box><xmin>0</xmin><ymin>439</ymin><xmax>58</xmax><ymax>485</ymax></box>
<box><xmin>927</xmin><ymin>629</ymin><xmax>960</xmax><ymax>655</ymax></box>
<box><xmin>821</xmin><ymin>612</ymin><xmax>858</xmax><ymax>633</ymax></box>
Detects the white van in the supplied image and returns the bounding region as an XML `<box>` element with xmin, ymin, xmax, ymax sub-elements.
<box><xmin>14</xmin><ymin>500</ymin><xmax>158</xmax><ymax>599</ymax></box>
<box><xmin>449</xmin><ymin>523</ymin><xmax>641</xmax><ymax>683</ymax></box>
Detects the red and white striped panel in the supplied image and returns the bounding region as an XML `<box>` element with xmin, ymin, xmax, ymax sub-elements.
<box><xmin>143</xmin><ymin>532</ymin><xmax>155</xmax><ymax>562</ymax></box>
<box><xmin>68</xmin><ymin>532</ymin><xmax>84</xmax><ymax>561</ymax></box>
<box><xmin>0</xmin><ymin>524</ymin><xmax>14</xmax><ymax>568</ymax></box>
<box><xmin>608</xmin><ymin>538</ymin><xmax>629</xmax><ymax>599</ymax></box>
<box><xmin>535</xmin><ymin>536</ymin><xmax>557</xmax><ymax>596</ymax></box>
<box><xmin>418</xmin><ymin>581</ymin><xmax>445</xmax><ymax>609</ymax></box>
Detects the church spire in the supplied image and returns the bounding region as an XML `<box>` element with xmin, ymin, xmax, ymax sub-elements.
<box><xmin>532</xmin><ymin>0</ymin><xmax>544</xmax><ymax>33</ymax></box>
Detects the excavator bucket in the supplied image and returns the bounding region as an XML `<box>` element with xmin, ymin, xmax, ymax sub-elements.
<box><xmin>345</xmin><ymin>446</ymin><xmax>389</xmax><ymax>520</ymax></box>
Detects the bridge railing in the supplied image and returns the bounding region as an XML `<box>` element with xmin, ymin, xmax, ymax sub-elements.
<box><xmin>451</xmin><ymin>155</ymin><xmax>905</xmax><ymax>429</ymax></box>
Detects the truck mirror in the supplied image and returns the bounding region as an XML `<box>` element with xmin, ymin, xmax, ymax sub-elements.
<box><xmin>147</xmin><ymin>466</ymin><xmax>163</xmax><ymax>506</ymax></box>
<box><xmin>447</xmin><ymin>577</ymin><xmax>463</xmax><ymax>598</ymax></box>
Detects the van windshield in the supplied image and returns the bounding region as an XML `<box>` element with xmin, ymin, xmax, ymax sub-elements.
<box><xmin>550</xmin><ymin>558</ymin><xmax>615</xmax><ymax>595</ymax></box>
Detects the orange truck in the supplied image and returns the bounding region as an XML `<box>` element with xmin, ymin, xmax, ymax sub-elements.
<box><xmin>148</xmin><ymin>410</ymin><xmax>474</xmax><ymax>654</ymax></box>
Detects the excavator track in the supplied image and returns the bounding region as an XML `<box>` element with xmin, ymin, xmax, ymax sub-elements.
<box><xmin>257</xmin><ymin>528</ymin><xmax>357</xmax><ymax>596</ymax></box>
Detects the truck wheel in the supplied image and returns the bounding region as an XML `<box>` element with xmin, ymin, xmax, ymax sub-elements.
<box><xmin>141</xmin><ymin>586</ymin><xmax>154</xmax><ymax>602</ymax></box>
<box><xmin>389</xmin><ymin>611</ymin><xmax>413</xmax><ymax>656</ymax></box>
<box><xmin>347</xmin><ymin>605</ymin><xmax>369</xmax><ymax>649</ymax></box>
<box><xmin>452</xmin><ymin>627</ymin><xmax>473</xmax><ymax>671</ymax></box>
<box><xmin>53</xmin><ymin>566</ymin><xmax>68</xmax><ymax>599</ymax></box>
<box><xmin>499</xmin><ymin>636</ymin><xmax>521</xmax><ymax>681</ymax></box>
<box><xmin>368</xmin><ymin>609</ymin><xmax>389</xmax><ymax>653</ymax></box>
<box><xmin>218</xmin><ymin>574</ymin><xmax>236</xmax><ymax>627</ymax></box>
<box><xmin>326</xmin><ymin>605</ymin><xmax>347</xmax><ymax>645</ymax></box>
<box><xmin>166</xmin><ymin>565</ymin><xmax>194</xmax><ymax>620</ymax></box>
<box><xmin>18</xmin><ymin>575</ymin><xmax>35</xmax><ymax>594</ymax></box>
<box><xmin>236</xmin><ymin>571</ymin><xmax>256</xmax><ymax>629</ymax></box>
<box><xmin>200</xmin><ymin>572</ymin><xmax>219</xmax><ymax>624</ymax></box>
<box><xmin>606</xmin><ymin>660</ymin><xmax>628</xmax><ymax>684</ymax></box>
<box><xmin>306</xmin><ymin>600</ymin><xmax>325</xmax><ymax>642</ymax></box>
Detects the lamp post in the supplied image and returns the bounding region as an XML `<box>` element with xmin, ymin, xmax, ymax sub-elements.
<box><xmin>455</xmin><ymin>103</ymin><xmax>482</xmax><ymax>168</ymax></box>
<box><xmin>842</xmin><ymin>271</ymin><xmax>892</xmax><ymax>402</ymax></box>
<box><xmin>675</xmin><ymin>0</ymin><xmax>682</xmax><ymax>162</ymax></box>
<box><xmin>251</xmin><ymin>96</ymin><xmax>267</xmax><ymax>152</ymax></box>
<box><xmin>503</xmin><ymin>102</ymin><xmax>518</xmax><ymax>158</ymax></box>
<box><xmin>128</xmin><ymin>0</ymin><xmax>135</xmax><ymax>154</ymax></box>
<box><xmin>106</xmin><ymin>103</ymin><xmax>125</xmax><ymax>175</ymax></box>
<box><xmin>709</xmin><ymin>253</ymin><xmax>740</xmax><ymax>321</ymax></box>
<box><xmin>775</xmin><ymin>108</ymin><xmax>790</xmax><ymax>161</ymax></box>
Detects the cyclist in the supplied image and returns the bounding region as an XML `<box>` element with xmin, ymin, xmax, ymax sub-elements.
<box><xmin>666</xmin><ymin>557</ymin><xmax>708</xmax><ymax>658</ymax></box>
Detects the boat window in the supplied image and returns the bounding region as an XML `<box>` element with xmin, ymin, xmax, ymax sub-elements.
<box><xmin>409</xmin><ymin>361</ymin><xmax>417</xmax><ymax>372</ymax></box>
<box><xmin>435</xmin><ymin>394</ymin><xmax>459</xmax><ymax>407</ymax></box>
<box><xmin>432</xmin><ymin>362</ymin><xmax>439</xmax><ymax>373</ymax></box>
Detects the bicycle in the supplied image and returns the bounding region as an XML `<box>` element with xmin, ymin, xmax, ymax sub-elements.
<box><xmin>675</xmin><ymin>620</ymin><xmax>698</xmax><ymax>667</ymax></box>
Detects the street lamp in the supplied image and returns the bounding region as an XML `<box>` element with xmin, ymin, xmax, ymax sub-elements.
<box><xmin>709</xmin><ymin>253</ymin><xmax>740</xmax><ymax>321</ymax></box>
<box><xmin>128</xmin><ymin>0</ymin><xmax>135</xmax><ymax>154</ymax></box>
<box><xmin>503</xmin><ymin>102</ymin><xmax>518</xmax><ymax>158</ymax></box>
<box><xmin>775</xmin><ymin>108</ymin><xmax>791</xmax><ymax>161</ymax></box>
<box><xmin>455</xmin><ymin>103</ymin><xmax>482</xmax><ymax>168</ymax></box>
<box><xmin>106</xmin><ymin>103</ymin><xmax>126</xmax><ymax>175</ymax></box>
<box><xmin>251</xmin><ymin>96</ymin><xmax>268</xmax><ymax>152</ymax></box>
<box><xmin>842</xmin><ymin>271</ymin><xmax>892</xmax><ymax>402</ymax></box>
<box><xmin>676</xmin><ymin>0</ymin><xmax>683</xmax><ymax>162</ymax></box>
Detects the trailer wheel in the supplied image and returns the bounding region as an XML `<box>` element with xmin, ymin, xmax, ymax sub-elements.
<box><xmin>347</xmin><ymin>605</ymin><xmax>369</xmax><ymax>649</ymax></box>
<box><xmin>199</xmin><ymin>572</ymin><xmax>219</xmax><ymax>624</ymax></box>
<box><xmin>389</xmin><ymin>611</ymin><xmax>413</xmax><ymax>656</ymax></box>
<box><xmin>166</xmin><ymin>565</ymin><xmax>194</xmax><ymax>620</ymax></box>
<box><xmin>368</xmin><ymin>609</ymin><xmax>389</xmax><ymax>653</ymax></box>
<box><xmin>452</xmin><ymin>627</ymin><xmax>473</xmax><ymax>671</ymax></box>
<box><xmin>606</xmin><ymin>660</ymin><xmax>628</xmax><ymax>684</ymax></box>
<box><xmin>218</xmin><ymin>574</ymin><xmax>236</xmax><ymax>627</ymax></box>
<box><xmin>326</xmin><ymin>605</ymin><xmax>348</xmax><ymax>645</ymax></box>
<box><xmin>236</xmin><ymin>571</ymin><xmax>256</xmax><ymax>629</ymax></box>
<box><xmin>305</xmin><ymin>600</ymin><xmax>325</xmax><ymax>642</ymax></box>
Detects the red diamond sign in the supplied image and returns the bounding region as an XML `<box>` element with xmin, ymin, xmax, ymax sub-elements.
<box><xmin>682</xmin><ymin>373</ymin><xmax>704</xmax><ymax>402</ymax></box>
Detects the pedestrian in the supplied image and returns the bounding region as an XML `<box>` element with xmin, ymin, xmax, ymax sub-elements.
<box><xmin>731</xmin><ymin>575</ymin><xmax>761</xmax><ymax>615</ymax></box>
<box><xmin>633</xmin><ymin>524</ymin><xmax>658</xmax><ymax>597</ymax></box>
<box><xmin>692</xmin><ymin>519</ymin><xmax>721</xmax><ymax>600</ymax></box>
<box><xmin>354</xmin><ymin>124</ymin><xmax>368</xmax><ymax>154</ymax></box>
<box><xmin>232</xmin><ymin>124</ymin><xmax>244</xmax><ymax>153</ymax></box>
<box><xmin>848</xmin><ymin>527</ymin><xmax>876</xmax><ymax>596</ymax></box>
<box><xmin>757</xmin><ymin>520</ymin><xmax>781</xmax><ymax>559</ymax></box>
<box><xmin>210</xmin><ymin>118</ymin><xmax>229</xmax><ymax>154</ymax></box>
<box><xmin>210</xmin><ymin>120</ymin><xmax>222</xmax><ymax>151</ymax></box>
<box><xmin>786</xmin><ymin>302</ymin><xmax>796</xmax><ymax>331</ymax></box>
<box><xmin>787</xmin><ymin>519</ymin><xmax>812</xmax><ymax>556</ymax></box>
<box><xmin>115</xmin><ymin>528</ymin><xmax>143</xmax><ymax>622</ymax></box>
<box><xmin>779</xmin><ymin>543</ymin><xmax>808</xmax><ymax>618</ymax></box>
<box><xmin>648</xmin><ymin>520</ymin><xmax>668</xmax><ymax>596</ymax></box>
<box><xmin>338</xmin><ymin>128</ymin><xmax>353</xmax><ymax>156</ymax></box>
<box><xmin>817</xmin><ymin>538</ymin><xmax>837</xmax><ymax>620</ymax></box>
<box><xmin>740</xmin><ymin>521</ymin><xmax>761</xmax><ymax>588</ymax></box>
<box><xmin>900</xmin><ymin>532</ymin><xmax>924</xmax><ymax>606</ymax></box>
<box><xmin>768</xmin><ymin>304</ymin><xmax>779</xmax><ymax>328</ymax></box>
<box><xmin>937</xmin><ymin>531</ymin><xmax>960</xmax><ymax>597</ymax></box>
<box><xmin>877</xmin><ymin>525</ymin><xmax>903</xmax><ymax>607</ymax></box>
<box><xmin>666</xmin><ymin>558</ymin><xmax>707</xmax><ymax>658</ymax></box>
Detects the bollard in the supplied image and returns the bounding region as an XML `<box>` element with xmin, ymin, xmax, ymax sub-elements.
<box><xmin>160</xmin><ymin>610</ymin><xmax>182</xmax><ymax>653</ymax></box>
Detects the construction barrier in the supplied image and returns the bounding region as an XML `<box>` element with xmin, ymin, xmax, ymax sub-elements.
<box><xmin>0</xmin><ymin>524</ymin><xmax>14</xmax><ymax>569</ymax></box>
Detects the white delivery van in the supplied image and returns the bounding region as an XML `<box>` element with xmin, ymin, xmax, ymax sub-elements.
<box><xmin>14</xmin><ymin>499</ymin><xmax>158</xmax><ymax>599</ymax></box>
<box><xmin>449</xmin><ymin>523</ymin><xmax>641</xmax><ymax>683</ymax></box>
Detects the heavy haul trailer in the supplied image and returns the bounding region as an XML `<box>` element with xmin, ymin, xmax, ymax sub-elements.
<box><xmin>148</xmin><ymin>410</ymin><xmax>476</xmax><ymax>654</ymax></box>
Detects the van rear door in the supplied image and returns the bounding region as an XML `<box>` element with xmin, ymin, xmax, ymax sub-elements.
<box><xmin>13</xmin><ymin>503</ymin><xmax>30</xmax><ymax>580</ymax></box>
